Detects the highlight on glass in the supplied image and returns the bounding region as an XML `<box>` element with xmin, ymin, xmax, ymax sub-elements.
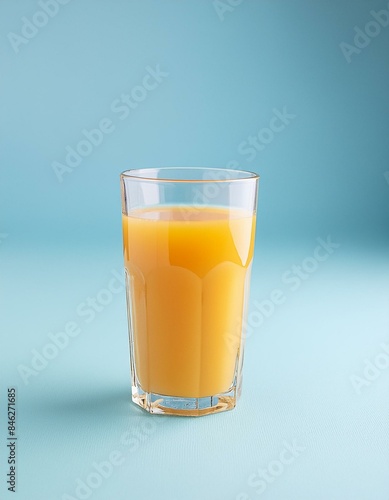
<box><xmin>120</xmin><ymin>167</ymin><xmax>259</xmax><ymax>416</ymax></box>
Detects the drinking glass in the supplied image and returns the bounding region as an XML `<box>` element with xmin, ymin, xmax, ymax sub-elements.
<box><xmin>121</xmin><ymin>167</ymin><xmax>259</xmax><ymax>416</ymax></box>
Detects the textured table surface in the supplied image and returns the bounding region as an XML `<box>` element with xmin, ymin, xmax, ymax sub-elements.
<box><xmin>1</xmin><ymin>241</ymin><xmax>388</xmax><ymax>500</ymax></box>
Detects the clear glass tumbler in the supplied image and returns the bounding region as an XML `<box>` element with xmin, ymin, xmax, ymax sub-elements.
<box><xmin>120</xmin><ymin>167</ymin><xmax>259</xmax><ymax>416</ymax></box>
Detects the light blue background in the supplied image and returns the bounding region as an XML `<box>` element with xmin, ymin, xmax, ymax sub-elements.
<box><xmin>1</xmin><ymin>1</ymin><xmax>389</xmax><ymax>499</ymax></box>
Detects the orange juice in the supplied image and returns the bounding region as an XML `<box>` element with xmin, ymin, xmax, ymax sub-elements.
<box><xmin>122</xmin><ymin>206</ymin><xmax>256</xmax><ymax>398</ymax></box>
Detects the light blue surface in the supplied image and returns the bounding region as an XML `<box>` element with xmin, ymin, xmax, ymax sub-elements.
<box><xmin>1</xmin><ymin>0</ymin><xmax>389</xmax><ymax>499</ymax></box>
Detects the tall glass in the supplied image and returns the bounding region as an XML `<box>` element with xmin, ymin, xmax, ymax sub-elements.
<box><xmin>120</xmin><ymin>167</ymin><xmax>259</xmax><ymax>416</ymax></box>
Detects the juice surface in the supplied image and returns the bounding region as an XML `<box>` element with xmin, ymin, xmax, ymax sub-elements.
<box><xmin>122</xmin><ymin>206</ymin><xmax>256</xmax><ymax>398</ymax></box>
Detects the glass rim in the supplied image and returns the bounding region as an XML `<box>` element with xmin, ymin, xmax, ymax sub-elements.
<box><xmin>120</xmin><ymin>167</ymin><xmax>259</xmax><ymax>183</ymax></box>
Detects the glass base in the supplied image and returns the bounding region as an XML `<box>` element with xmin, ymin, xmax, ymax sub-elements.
<box><xmin>131</xmin><ymin>383</ymin><xmax>240</xmax><ymax>417</ymax></box>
